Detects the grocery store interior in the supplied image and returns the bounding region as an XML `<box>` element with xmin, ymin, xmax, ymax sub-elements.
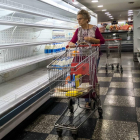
<box><xmin>0</xmin><ymin>0</ymin><xmax>140</xmax><ymax>140</ymax></box>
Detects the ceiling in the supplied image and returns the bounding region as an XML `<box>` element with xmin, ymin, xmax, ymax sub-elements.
<box><xmin>77</xmin><ymin>0</ymin><xmax>140</xmax><ymax>22</ymax></box>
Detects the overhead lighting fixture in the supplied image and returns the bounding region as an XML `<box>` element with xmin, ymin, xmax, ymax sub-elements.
<box><xmin>128</xmin><ymin>10</ymin><xmax>133</xmax><ymax>11</ymax></box>
<box><xmin>105</xmin><ymin>12</ymin><xmax>109</xmax><ymax>14</ymax></box>
<box><xmin>98</xmin><ymin>5</ymin><xmax>103</xmax><ymax>7</ymax></box>
<box><xmin>92</xmin><ymin>0</ymin><xmax>98</xmax><ymax>2</ymax></box>
<box><xmin>109</xmin><ymin>16</ymin><xmax>113</xmax><ymax>17</ymax></box>
<box><xmin>102</xmin><ymin>9</ymin><xmax>107</xmax><ymax>11</ymax></box>
<box><xmin>107</xmin><ymin>14</ymin><xmax>111</xmax><ymax>16</ymax></box>
<box><xmin>81</xmin><ymin>6</ymin><xmax>86</xmax><ymax>9</ymax></box>
<box><xmin>73</xmin><ymin>2</ymin><xmax>78</xmax><ymax>4</ymax></box>
<box><xmin>88</xmin><ymin>10</ymin><xmax>92</xmax><ymax>12</ymax></box>
<box><xmin>128</xmin><ymin>11</ymin><xmax>133</xmax><ymax>13</ymax></box>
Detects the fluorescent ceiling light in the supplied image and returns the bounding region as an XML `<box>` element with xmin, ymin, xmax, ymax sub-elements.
<box><xmin>92</xmin><ymin>0</ymin><xmax>98</xmax><ymax>2</ymax></box>
<box><xmin>81</xmin><ymin>6</ymin><xmax>86</xmax><ymax>9</ymax></box>
<box><xmin>128</xmin><ymin>10</ymin><xmax>133</xmax><ymax>11</ymax></box>
<box><xmin>107</xmin><ymin>14</ymin><xmax>111</xmax><ymax>16</ymax></box>
<box><xmin>102</xmin><ymin>9</ymin><xmax>107</xmax><ymax>11</ymax></box>
<box><xmin>73</xmin><ymin>2</ymin><xmax>78</xmax><ymax>4</ymax></box>
<box><xmin>98</xmin><ymin>5</ymin><xmax>103</xmax><ymax>7</ymax></box>
<box><xmin>105</xmin><ymin>12</ymin><xmax>109</xmax><ymax>14</ymax></box>
<box><xmin>128</xmin><ymin>11</ymin><xmax>133</xmax><ymax>13</ymax></box>
<box><xmin>88</xmin><ymin>10</ymin><xmax>92</xmax><ymax>12</ymax></box>
<box><xmin>109</xmin><ymin>16</ymin><xmax>113</xmax><ymax>17</ymax></box>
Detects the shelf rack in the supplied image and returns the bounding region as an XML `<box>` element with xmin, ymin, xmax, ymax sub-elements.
<box><xmin>0</xmin><ymin>52</ymin><xmax>65</xmax><ymax>75</ymax></box>
<box><xmin>0</xmin><ymin>0</ymin><xmax>77</xmax><ymax>23</ymax></box>
<box><xmin>0</xmin><ymin>16</ymin><xmax>76</xmax><ymax>30</ymax></box>
<box><xmin>0</xmin><ymin>20</ymin><xmax>75</xmax><ymax>29</ymax></box>
<box><xmin>0</xmin><ymin>39</ymin><xmax>70</xmax><ymax>49</ymax></box>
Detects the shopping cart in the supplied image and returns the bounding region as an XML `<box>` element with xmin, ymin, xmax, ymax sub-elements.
<box><xmin>47</xmin><ymin>42</ymin><xmax>103</xmax><ymax>139</ymax></box>
<box><xmin>105</xmin><ymin>38</ymin><xmax>123</xmax><ymax>73</ymax></box>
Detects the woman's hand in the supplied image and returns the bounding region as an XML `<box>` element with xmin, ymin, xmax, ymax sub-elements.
<box><xmin>84</xmin><ymin>37</ymin><xmax>100</xmax><ymax>44</ymax></box>
<box><xmin>84</xmin><ymin>37</ymin><xmax>92</xmax><ymax>42</ymax></box>
<box><xmin>68</xmin><ymin>42</ymin><xmax>76</xmax><ymax>48</ymax></box>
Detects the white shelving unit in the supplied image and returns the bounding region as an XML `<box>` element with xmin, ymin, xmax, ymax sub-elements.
<box><xmin>0</xmin><ymin>39</ymin><xmax>70</xmax><ymax>49</ymax></box>
<box><xmin>134</xmin><ymin>10</ymin><xmax>140</xmax><ymax>61</ymax></box>
<box><xmin>0</xmin><ymin>51</ymin><xmax>64</xmax><ymax>74</ymax></box>
<box><xmin>0</xmin><ymin>0</ymin><xmax>97</xmax><ymax>139</ymax></box>
<box><xmin>0</xmin><ymin>0</ymin><xmax>77</xmax><ymax>23</ymax></box>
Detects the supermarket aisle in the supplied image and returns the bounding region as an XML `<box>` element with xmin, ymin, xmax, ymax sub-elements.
<box><xmin>2</xmin><ymin>52</ymin><xmax>140</xmax><ymax>140</ymax></box>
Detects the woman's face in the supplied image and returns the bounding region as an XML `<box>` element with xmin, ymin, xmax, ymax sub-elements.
<box><xmin>77</xmin><ymin>14</ymin><xmax>88</xmax><ymax>26</ymax></box>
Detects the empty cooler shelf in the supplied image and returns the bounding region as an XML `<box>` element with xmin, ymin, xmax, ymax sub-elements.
<box><xmin>0</xmin><ymin>68</ymin><xmax>59</xmax><ymax>115</ymax></box>
<box><xmin>0</xmin><ymin>52</ymin><xmax>65</xmax><ymax>74</ymax></box>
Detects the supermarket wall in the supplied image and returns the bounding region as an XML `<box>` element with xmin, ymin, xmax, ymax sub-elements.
<box><xmin>90</xmin><ymin>15</ymin><xmax>97</xmax><ymax>26</ymax></box>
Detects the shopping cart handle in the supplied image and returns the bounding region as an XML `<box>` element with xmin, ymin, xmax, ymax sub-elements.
<box><xmin>66</xmin><ymin>44</ymin><xmax>100</xmax><ymax>48</ymax></box>
<box><xmin>105</xmin><ymin>39</ymin><xmax>122</xmax><ymax>41</ymax></box>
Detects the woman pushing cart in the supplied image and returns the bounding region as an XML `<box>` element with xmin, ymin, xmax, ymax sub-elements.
<box><xmin>47</xmin><ymin>10</ymin><xmax>105</xmax><ymax>139</ymax></box>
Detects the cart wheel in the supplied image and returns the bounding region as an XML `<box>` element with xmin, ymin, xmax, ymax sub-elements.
<box><xmin>111</xmin><ymin>64</ymin><xmax>114</xmax><ymax>70</ymax></box>
<box><xmin>91</xmin><ymin>100</ymin><xmax>95</xmax><ymax>110</ymax></box>
<box><xmin>68</xmin><ymin>99</ymin><xmax>74</xmax><ymax>114</ymax></box>
<box><xmin>72</xmin><ymin>132</ymin><xmax>78</xmax><ymax>140</ymax></box>
<box><xmin>70</xmin><ymin>106</ymin><xmax>74</xmax><ymax>114</ymax></box>
<box><xmin>57</xmin><ymin>130</ymin><xmax>62</xmax><ymax>137</ymax></box>
<box><xmin>98</xmin><ymin>107</ymin><xmax>103</xmax><ymax>119</ymax></box>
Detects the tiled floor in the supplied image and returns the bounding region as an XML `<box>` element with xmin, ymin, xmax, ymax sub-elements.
<box><xmin>3</xmin><ymin>52</ymin><xmax>140</xmax><ymax>140</ymax></box>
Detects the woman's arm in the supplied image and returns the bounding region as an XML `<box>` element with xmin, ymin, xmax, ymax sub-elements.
<box><xmin>95</xmin><ymin>27</ymin><xmax>105</xmax><ymax>44</ymax></box>
<box><xmin>67</xmin><ymin>28</ymin><xmax>78</xmax><ymax>48</ymax></box>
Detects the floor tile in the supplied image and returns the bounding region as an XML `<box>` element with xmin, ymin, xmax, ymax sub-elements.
<box><xmin>97</xmin><ymin>73</ymin><xmax>113</xmax><ymax>77</ymax></box>
<box><xmin>12</xmin><ymin>131</ymin><xmax>48</xmax><ymax>140</ymax></box>
<box><xmin>104</xmin><ymin>95</ymin><xmax>135</xmax><ymax>107</ymax></box>
<box><xmin>132</xmin><ymin>70</ymin><xmax>140</xmax><ymax>74</ymax></box>
<box><xmin>134</xmin><ymin>83</ymin><xmax>140</xmax><ymax>88</ymax></box>
<box><xmin>111</xmin><ymin>77</ymin><xmax>132</xmax><ymax>82</ymax></box>
<box><xmin>113</xmin><ymin>73</ymin><xmax>132</xmax><ymax>77</ymax></box>
<box><xmin>99</xmin><ymin>95</ymin><xmax>106</xmax><ymax>105</ymax></box>
<box><xmin>107</xmin><ymin>88</ymin><xmax>134</xmax><ymax>96</ymax></box>
<box><xmin>98</xmin><ymin>77</ymin><xmax>112</xmax><ymax>82</ymax></box>
<box><xmin>137</xmin><ymin>122</ymin><xmax>140</xmax><ymax>138</ymax></box>
<box><xmin>55</xmin><ymin>98</ymin><xmax>68</xmax><ymax>103</ymax></box>
<box><xmin>102</xmin><ymin>106</ymin><xmax>137</xmax><ymax>122</ymax></box>
<box><xmin>110</xmin><ymin>82</ymin><xmax>133</xmax><ymax>88</ymax></box>
<box><xmin>99</xmin><ymin>82</ymin><xmax>110</xmax><ymax>87</ymax></box>
<box><xmin>43</xmin><ymin>102</ymin><xmax>67</xmax><ymax>115</ymax></box>
<box><xmin>51</xmin><ymin>117</ymin><xmax>97</xmax><ymax>139</ymax></box>
<box><xmin>92</xmin><ymin>120</ymin><xmax>138</xmax><ymax>140</ymax></box>
<box><xmin>132</xmin><ymin>74</ymin><xmax>140</xmax><ymax>77</ymax></box>
<box><xmin>98</xmin><ymin>70</ymin><xmax>112</xmax><ymax>74</ymax></box>
<box><xmin>25</xmin><ymin>115</ymin><xmax>59</xmax><ymax>134</ymax></box>
<box><xmin>133</xmin><ymin>78</ymin><xmax>140</xmax><ymax>83</ymax></box>
<box><xmin>100</xmin><ymin>87</ymin><xmax>108</xmax><ymax>95</ymax></box>
<box><xmin>46</xmin><ymin>134</ymin><xmax>90</xmax><ymax>140</ymax></box>
<box><xmin>134</xmin><ymin>89</ymin><xmax>140</xmax><ymax>97</ymax></box>
<box><xmin>135</xmin><ymin>97</ymin><xmax>140</xmax><ymax>107</ymax></box>
<box><xmin>136</xmin><ymin>107</ymin><xmax>140</xmax><ymax>122</ymax></box>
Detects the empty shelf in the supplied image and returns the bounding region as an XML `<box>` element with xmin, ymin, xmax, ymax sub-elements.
<box><xmin>0</xmin><ymin>39</ymin><xmax>70</xmax><ymax>49</ymax></box>
<box><xmin>0</xmin><ymin>20</ymin><xmax>76</xmax><ymax>30</ymax></box>
<box><xmin>0</xmin><ymin>68</ymin><xmax>55</xmax><ymax>115</ymax></box>
<box><xmin>0</xmin><ymin>0</ymin><xmax>77</xmax><ymax>23</ymax></box>
<box><xmin>0</xmin><ymin>52</ymin><xmax>65</xmax><ymax>74</ymax></box>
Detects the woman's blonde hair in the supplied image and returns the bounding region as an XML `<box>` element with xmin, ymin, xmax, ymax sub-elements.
<box><xmin>77</xmin><ymin>10</ymin><xmax>91</xmax><ymax>23</ymax></box>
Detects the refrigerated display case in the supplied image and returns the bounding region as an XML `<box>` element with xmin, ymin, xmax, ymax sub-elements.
<box><xmin>134</xmin><ymin>10</ymin><xmax>140</xmax><ymax>62</ymax></box>
<box><xmin>0</xmin><ymin>0</ymin><xmax>77</xmax><ymax>139</ymax></box>
<box><xmin>0</xmin><ymin>0</ymin><xmax>98</xmax><ymax>139</ymax></box>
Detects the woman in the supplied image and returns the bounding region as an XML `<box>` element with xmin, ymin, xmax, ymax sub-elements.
<box><xmin>68</xmin><ymin>10</ymin><xmax>105</xmax><ymax>108</ymax></box>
